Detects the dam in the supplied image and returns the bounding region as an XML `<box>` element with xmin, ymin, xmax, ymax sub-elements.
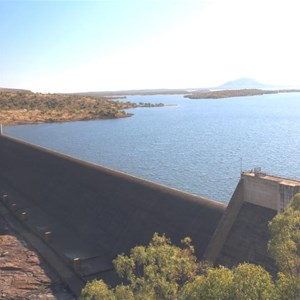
<box><xmin>0</xmin><ymin>131</ymin><xmax>300</xmax><ymax>296</ymax></box>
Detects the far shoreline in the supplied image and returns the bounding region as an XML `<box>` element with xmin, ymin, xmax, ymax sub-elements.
<box><xmin>184</xmin><ymin>88</ymin><xmax>300</xmax><ymax>99</ymax></box>
<box><xmin>4</xmin><ymin>104</ymin><xmax>178</xmax><ymax>126</ymax></box>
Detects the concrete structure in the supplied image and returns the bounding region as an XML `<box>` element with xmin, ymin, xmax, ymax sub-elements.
<box><xmin>0</xmin><ymin>134</ymin><xmax>225</xmax><ymax>291</ymax></box>
<box><xmin>0</xmin><ymin>133</ymin><xmax>299</xmax><ymax>295</ymax></box>
<box><xmin>204</xmin><ymin>170</ymin><xmax>300</xmax><ymax>275</ymax></box>
<box><xmin>242</xmin><ymin>170</ymin><xmax>300</xmax><ymax>212</ymax></box>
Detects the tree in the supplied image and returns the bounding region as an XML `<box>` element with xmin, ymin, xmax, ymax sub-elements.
<box><xmin>181</xmin><ymin>263</ymin><xmax>275</xmax><ymax>300</ymax></box>
<box><xmin>80</xmin><ymin>279</ymin><xmax>115</xmax><ymax>300</ymax></box>
<box><xmin>267</xmin><ymin>193</ymin><xmax>300</xmax><ymax>300</ymax></box>
<box><xmin>180</xmin><ymin>266</ymin><xmax>234</xmax><ymax>300</ymax></box>
<box><xmin>272</xmin><ymin>272</ymin><xmax>300</xmax><ymax>300</ymax></box>
<box><xmin>268</xmin><ymin>193</ymin><xmax>300</xmax><ymax>276</ymax></box>
<box><xmin>81</xmin><ymin>233</ymin><xmax>199</xmax><ymax>300</ymax></box>
<box><xmin>112</xmin><ymin>233</ymin><xmax>199</xmax><ymax>300</ymax></box>
<box><xmin>232</xmin><ymin>263</ymin><xmax>274</xmax><ymax>300</ymax></box>
<box><xmin>80</xmin><ymin>193</ymin><xmax>300</xmax><ymax>300</ymax></box>
<box><xmin>80</xmin><ymin>235</ymin><xmax>276</xmax><ymax>300</ymax></box>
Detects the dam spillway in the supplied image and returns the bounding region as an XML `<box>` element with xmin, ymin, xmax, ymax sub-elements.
<box><xmin>1</xmin><ymin>133</ymin><xmax>300</xmax><ymax>296</ymax></box>
<box><xmin>0</xmin><ymin>134</ymin><xmax>225</xmax><ymax>289</ymax></box>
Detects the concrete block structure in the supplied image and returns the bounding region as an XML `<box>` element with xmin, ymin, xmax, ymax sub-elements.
<box><xmin>204</xmin><ymin>169</ymin><xmax>300</xmax><ymax>275</ymax></box>
<box><xmin>242</xmin><ymin>170</ymin><xmax>300</xmax><ymax>212</ymax></box>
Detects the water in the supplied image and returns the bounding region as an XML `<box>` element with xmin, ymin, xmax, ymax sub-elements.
<box><xmin>4</xmin><ymin>93</ymin><xmax>300</xmax><ymax>203</ymax></box>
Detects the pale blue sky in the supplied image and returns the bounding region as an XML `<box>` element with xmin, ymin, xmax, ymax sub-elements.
<box><xmin>1</xmin><ymin>0</ymin><xmax>300</xmax><ymax>92</ymax></box>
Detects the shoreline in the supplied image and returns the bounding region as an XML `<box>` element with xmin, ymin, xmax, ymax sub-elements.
<box><xmin>1</xmin><ymin>113</ymin><xmax>133</xmax><ymax>126</ymax></box>
<box><xmin>184</xmin><ymin>88</ymin><xmax>300</xmax><ymax>99</ymax></box>
<box><xmin>1</xmin><ymin>104</ymin><xmax>176</xmax><ymax>126</ymax></box>
<box><xmin>0</xmin><ymin>90</ymin><xmax>165</xmax><ymax>126</ymax></box>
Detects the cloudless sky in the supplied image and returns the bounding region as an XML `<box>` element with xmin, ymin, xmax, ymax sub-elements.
<box><xmin>1</xmin><ymin>0</ymin><xmax>300</xmax><ymax>92</ymax></box>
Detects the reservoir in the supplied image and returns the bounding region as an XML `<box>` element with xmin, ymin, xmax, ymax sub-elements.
<box><xmin>4</xmin><ymin>93</ymin><xmax>300</xmax><ymax>203</ymax></box>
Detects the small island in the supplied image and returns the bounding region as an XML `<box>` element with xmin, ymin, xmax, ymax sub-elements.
<box><xmin>0</xmin><ymin>89</ymin><xmax>164</xmax><ymax>125</ymax></box>
<box><xmin>185</xmin><ymin>88</ymin><xmax>300</xmax><ymax>99</ymax></box>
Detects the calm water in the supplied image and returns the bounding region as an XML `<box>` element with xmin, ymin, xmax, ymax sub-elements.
<box><xmin>4</xmin><ymin>93</ymin><xmax>300</xmax><ymax>203</ymax></box>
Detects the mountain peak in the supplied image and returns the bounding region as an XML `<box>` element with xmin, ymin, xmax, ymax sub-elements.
<box><xmin>215</xmin><ymin>78</ymin><xmax>272</xmax><ymax>90</ymax></box>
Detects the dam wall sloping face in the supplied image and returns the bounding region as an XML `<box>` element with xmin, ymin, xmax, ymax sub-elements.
<box><xmin>215</xmin><ymin>201</ymin><xmax>277</xmax><ymax>275</ymax></box>
<box><xmin>204</xmin><ymin>177</ymin><xmax>278</xmax><ymax>275</ymax></box>
<box><xmin>0</xmin><ymin>135</ymin><xmax>225</xmax><ymax>280</ymax></box>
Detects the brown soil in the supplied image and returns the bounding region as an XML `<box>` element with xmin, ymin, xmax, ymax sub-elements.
<box><xmin>0</xmin><ymin>215</ymin><xmax>75</xmax><ymax>300</ymax></box>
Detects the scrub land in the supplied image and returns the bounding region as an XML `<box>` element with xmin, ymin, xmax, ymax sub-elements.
<box><xmin>0</xmin><ymin>89</ymin><xmax>163</xmax><ymax>125</ymax></box>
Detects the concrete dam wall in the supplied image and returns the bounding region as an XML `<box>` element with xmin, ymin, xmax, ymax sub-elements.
<box><xmin>1</xmin><ymin>133</ymin><xmax>300</xmax><ymax>296</ymax></box>
<box><xmin>0</xmin><ymin>135</ymin><xmax>225</xmax><ymax>286</ymax></box>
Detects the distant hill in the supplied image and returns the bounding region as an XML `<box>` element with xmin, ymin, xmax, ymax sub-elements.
<box><xmin>214</xmin><ymin>78</ymin><xmax>273</xmax><ymax>90</ymax></box>
<box><xmin>0</xmin><ymin>87</ymin><xmax>32</xmax><ymax>93</ymax></box>
<box><xmin>74</xmin><ymin>88</ymin><xmax>208</xmax><ymax>97</ymax></box>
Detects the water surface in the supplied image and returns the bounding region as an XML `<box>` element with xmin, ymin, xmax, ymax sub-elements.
<box><xmin>5</xmin><ymin>93</ymin><xmax>300</xmax><ymax>203</ymax></box>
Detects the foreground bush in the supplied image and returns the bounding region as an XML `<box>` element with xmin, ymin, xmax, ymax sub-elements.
<box><xmin>81</xmin><ymin>194</ymin><xmax>300</xmax><ymax>299</ymax></box>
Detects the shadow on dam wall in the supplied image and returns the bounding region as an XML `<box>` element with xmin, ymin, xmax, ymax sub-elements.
<box><xmin>0</xmin><ymin>135</ymin><xmax>225</xmax><ymax>288</ymax></box>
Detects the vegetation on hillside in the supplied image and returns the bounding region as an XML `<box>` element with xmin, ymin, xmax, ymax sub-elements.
<box><xmin>0</xmin><ymin>90</ymin><xmax>163</xmax><ymax>125</ymax></box>
<box><xmin>267</xmin><ymin>193</ymin><xmax>300</xmax><ymax>300</ymax></box>
<box><xmin>80</xmin><ymin>193</ymin><xmax>300</xmax><ymax>300</ymax></box>
<box><xmin>185</xmin><ymin>89</ymin><xmax>300</xmax><ymax>99</ymax></box>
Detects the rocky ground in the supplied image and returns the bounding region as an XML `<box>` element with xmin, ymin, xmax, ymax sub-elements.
<box><xmin>0</xmin><ymin>215</ymin><xmax>75</xmax><ymax>300</ymax></box>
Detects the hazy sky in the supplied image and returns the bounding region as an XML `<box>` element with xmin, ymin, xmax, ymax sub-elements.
<box><xmin>1</xmin><ymin>0</ymin><xmax>300</xmax><ymax>93</ymax></box>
